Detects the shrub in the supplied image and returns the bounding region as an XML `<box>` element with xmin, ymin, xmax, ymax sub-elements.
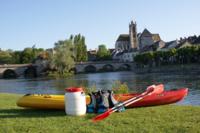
<box><xmin>112</xmin><ymin>80</ymin><xmax>129</xmax><ymax>94</ymax></box>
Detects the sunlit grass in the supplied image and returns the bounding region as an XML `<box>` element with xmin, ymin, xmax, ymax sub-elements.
<box><xmin>0</xmin><ymin>93</ymin><xmax>200</xmax><ymax>133</ymax></box>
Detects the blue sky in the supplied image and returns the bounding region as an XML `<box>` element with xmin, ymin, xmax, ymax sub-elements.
<box><xmin>0</xmin><ymin>0</ymin><xmax>200</xmax><ymax>50</ymax></box>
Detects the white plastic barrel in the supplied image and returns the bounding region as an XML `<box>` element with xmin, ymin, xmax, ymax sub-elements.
<box><xmin>65</xmin><ymin>87</ymin><xmax>86</xmax><ymax>116</ymax></box>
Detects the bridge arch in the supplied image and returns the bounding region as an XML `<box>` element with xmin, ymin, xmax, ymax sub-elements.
<box><xmin>3</xmin><ymin>69</ymin><xmax>17</xmax><ymax>79</ymax></box>
<box><xmin>118</xmin><ymin>64</ymin><xmax>131</xmax><ymax>71</ymax></box>
<box><xmin>84</xmin><ymin>65</ymin><xmax>96</xmax><ymax>73</ymax></box>
<box><xmin>101</xmin><ymin>64</ymin><xmax>114</xmax><ymax>72</ymax></box>
<box><xmin>24</xmin><ymin>66</ymin><xmax>37</xmax><ymax>78</ymax></box>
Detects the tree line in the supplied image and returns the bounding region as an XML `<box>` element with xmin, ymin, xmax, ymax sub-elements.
<box><xmin>0</xmin><ymin>47</ymin><xmax>45</xmax><ymax>64</ymax></box>
<box><xmin>134</xmin><ymin>45</ymin><xmax>200</xmax><ymax>67</ymax></box>
<box><xmin>0</xmin><ymin>34</ymin><xmax>112</xmax><ymax>76</ymax></box>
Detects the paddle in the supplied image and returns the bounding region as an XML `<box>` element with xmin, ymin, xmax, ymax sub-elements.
<box><xmin>92</xmin><ymin>84</ymin><xmax>164</xmax><ymax>122</ymax></box>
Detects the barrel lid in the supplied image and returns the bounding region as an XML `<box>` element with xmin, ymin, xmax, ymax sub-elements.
<box><xmin>65</xmin><ymin>87</ymin><xmax>83</xmax><ymax>92</ymax></box>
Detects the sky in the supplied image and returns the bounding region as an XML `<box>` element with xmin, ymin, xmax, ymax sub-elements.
<box><xmin>0</xmin><ymin>0</ymin><xmax>200</xmax><ymax>51</ymax></box>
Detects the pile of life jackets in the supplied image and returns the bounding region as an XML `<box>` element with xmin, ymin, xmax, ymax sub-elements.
<box><xmin>87</xmin><ymin>90</ymin><xmax>125</xmax><ymax>113</ymax></box>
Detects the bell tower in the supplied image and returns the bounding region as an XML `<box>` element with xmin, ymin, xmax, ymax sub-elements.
<box><xmin>129</xmin><ymin>20</ymin><xmax>138</xmax><ymax>50</ymax></box>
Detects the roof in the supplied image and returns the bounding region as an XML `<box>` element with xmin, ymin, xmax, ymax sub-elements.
<box><xmin>140</xmin><ymin>29</ymin><xmax>152</xmax><ymax>37</ymax></box>
<box><xmin>193</xmin><ymin>36</ymin><xmax>200</xmax><ymax>44</ymax></box>
<box><xmin>175</xmin><ymin>41</ymin><xmax>193</xmax><ymax>49</ymax></box>
<box><xmin>162</xmin><ymin>40</ymin><xmax>178</xmax><ymax>49</ymax></box>
<box><xmin>152</xmin><ymin>34</ymin><xmax>161</xmax><ymax>42</ymax></box>
<box><xmin>116</xmin><ymin>34</ymin><xmax>129</xmax><ymax>41</ymax></box>
<box><xmin>108</xmin><ymin>48</ymin><xmax>115</xmax><ymax>53</ymax></box>
<box><xmin>87</xmin><ymin>50</ymin><xmax>97</xmax><ymax>55</ymax></box>
<box><xmin>140</xmin><ymin>40</ymin><xmax>165</xmax><ymax>53</ymax></box>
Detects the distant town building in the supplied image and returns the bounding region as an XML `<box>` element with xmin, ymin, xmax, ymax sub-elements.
<box><xmin>87</xmin><ymin>49</ymin><xmax>97</xmax><ymax>61</ymax></box>
<box><xmin>140</xmin><ymin>40</ymin><xmax>165</xmax><ymax>53</ymax></box>
<box><xmin>161</xmin><ymin>40</ymin><xmax>178</xmax><ymax>51</ymax></box>
<box><xmin>176</xmin><ymin>41</ymin><xmax>193</xmax><ymax>49</ymax></box>
<box><xmin>193</xmin><ymin>35</ymin><xmax>200</xmax><ymax>45</ymax></box>
<box><xmin>114</xmin><ymin>20</ymin><xmax>162</xmax><ymax>62</ymax></box>
<box><xmin>138</xmin><ymin>29</ymin><xmax>161</xmax><ymax>50</ymax></box>
<box><xmin>115</xmin><ymin>34</ymin><xmax>130</xmax><ymax>51</ymax></box>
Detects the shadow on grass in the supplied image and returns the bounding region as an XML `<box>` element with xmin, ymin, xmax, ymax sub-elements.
<box><xmin>0</xmin><ymin>108</ymin><xmax>66</xmax><ymax>119</ymax></box>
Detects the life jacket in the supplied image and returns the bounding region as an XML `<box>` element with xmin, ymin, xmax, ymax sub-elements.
<box><xmin>86</xmin><ymin>90</ymin><xmax>119</xmax><ymax>113</ymax></box>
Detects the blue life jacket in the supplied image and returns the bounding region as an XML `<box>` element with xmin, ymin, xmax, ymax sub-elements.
<box><xmin>87</xmin><ymin>90</ymin><xmax>122</xmax><ymax>113</ymax></box>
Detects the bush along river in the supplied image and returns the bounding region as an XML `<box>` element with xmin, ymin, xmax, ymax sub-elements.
<box><xmin>0</xmin><ymin>71</ymin><xmax>199</xmax><ymax>106</ymax></box>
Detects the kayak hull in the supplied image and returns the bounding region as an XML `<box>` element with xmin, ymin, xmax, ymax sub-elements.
<box><xmin>17</xmin><ymin>88</ymin><xmax>188</xmax><ymax>110</ymax></box>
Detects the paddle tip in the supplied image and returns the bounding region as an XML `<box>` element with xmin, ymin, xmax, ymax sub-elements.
<box><xmin>92</xmin><ymin>110</ymin><xmax>111</xmax><ymax>122</ymax></box>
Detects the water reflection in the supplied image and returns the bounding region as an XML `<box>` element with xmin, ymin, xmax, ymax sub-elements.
<box><xmin>0</xmin><ymin>71</ymin><xmax>200</xmax><ymax>105</ymax></box>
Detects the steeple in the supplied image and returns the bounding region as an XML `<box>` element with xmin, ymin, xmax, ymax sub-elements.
<box><xmin>129</xmin><ymin>20</ymin><xmax>138</xmax><ymax>50</ymax></box>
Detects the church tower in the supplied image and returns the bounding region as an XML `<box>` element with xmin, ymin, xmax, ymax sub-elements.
<box><xmin>129</xmin><ymin>20</ymin><xmax>138</xmax><ymax>50</ymax></box>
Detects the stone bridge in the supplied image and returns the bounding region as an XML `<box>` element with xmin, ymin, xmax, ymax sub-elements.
<box><xmin>0</xmin><ymin>61</ymin><xmax>134</xmax><ymax>79</ymax></box>
<box><xmin>75</xmin><ymin>61</ymin><xmax>134</xmax><ymax>73</ymax></box>
<box><xmin>0</xmin><ymin>64</ymin><xmax>39</xmax><ymax>79</ymax></box>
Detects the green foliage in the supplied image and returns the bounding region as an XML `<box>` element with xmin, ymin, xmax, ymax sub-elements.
<box><xmin>20</xmin><ymin>48</ymin><xmax>35</xmax><ymax>63</ymax></box>
<box><xmin>96</xmin><ymin>44</ymin><xmax>111</xmax><ymax>60</ymax></box>
<box><xmin>1</xmin><ymin>93</ymin><xmax>200</xmax><ymax>133</ymax></box>
<box><xmin>11</xmin><ymin>51</ymin><xmax>21</xmax><ymax>64</ymax></box>
<box><xmin>83</xmin><ymin>85</ymin><xmax>97</xmax><ymax>94</ymax></box>
<box><xmin>82</xmin><ymin>81</ymin><xmax>129</xmax><ymax>94</ymax></box>
<box><xmin>112</xmin><ymin>80</ymin><xmax>129</xmax><ymax>94</ymax></box>
<box><xmin>134</xmin><ymin>45</ymin><xmax>200</xmax><ymax>66</ymax></box>
<box><xmin>0</xmin><ymin>47</ymin><xmax>45</xmax><ymax>64</ymax></box>
<box><xmin>0</xmin><ymin>50</ymin><xmax>13</xmax><ymax>64</ymax></box>
<box><xmin>72</xmin><ymin>34</ymin><xmax>88</xmax><ymax>62</ymax></box>
<box><xmin>49</xmin><ymin>39</ymin><xmax>75</xmax><ymax>76</ymax></box>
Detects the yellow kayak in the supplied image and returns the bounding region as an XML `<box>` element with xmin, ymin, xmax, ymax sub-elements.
<box><xmin>16</xmin><ymin>94</ymin><xmax>91</xmax><ymax>109</ymax></box>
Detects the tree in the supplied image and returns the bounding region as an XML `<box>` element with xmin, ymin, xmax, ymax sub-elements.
<box><xmin>96</xmin><ymin>44</ymin><xmax>111</xmax><ymax>60</ymax></box>
<box><xmin>20</xmin><ymin>47</ymin><xmax>44</xmax><ymax>63</ymax></box>
<box><xmin>11</xmin><ymin>51</ymin><xmax>21</xmax><ymax>64</ymax></box>
<box><xmin>49</xmin><ymin>39</ymin><xmax>75</xmax><ymax>76</ymax></box>
<box><xmin>20</xmin><ymin>48</ymin><xmax>35</xmax><ymax>63</ymax></box>
<box><xmin>0</xmin><ymin>51</ymin><xmax>13</xmax><ymax>64</ymax></box>
<box><xmin>73</xmin><ymin>34</ymin><xmax>88</xmax><ymax>62</ymax></box>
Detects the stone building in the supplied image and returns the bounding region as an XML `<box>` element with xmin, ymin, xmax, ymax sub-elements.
<box><xmin>161</xmin><ymin>40</ymin><xmax>178</xmax><ymax>51</ymax></box>
<box><xmin>87</xmin><ymin>50</ymin><xmax>97</xmax><ymax>61</ymax></box>
<box><xmin>115</xmin><ymin>21</ymin><xmax>139</xmax><ymax>51</ymax></box>
<box><xmin>114</xmin><ymin>20</ymin><xmax>162</xmax><ymax>62</ymax></box>
<box><xmin>115</xmin><ymin>34</ymin><xmax>130</xmax><ymax>51</ymax></box>
<box><xmin>140</xmin><ymin>40</ymin><xmax>165</xmax><ymax>53</ymax></box>
<box><xmin>138</xmin><ymin>29</ymin><xmax>161</xmax><ymax>50</ymax></box>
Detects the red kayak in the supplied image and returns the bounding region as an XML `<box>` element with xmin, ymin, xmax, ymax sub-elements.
<box><xmin>115</xmin><ymin>88</ymin><xmax>188</xmax><ymax>108</ymax></box>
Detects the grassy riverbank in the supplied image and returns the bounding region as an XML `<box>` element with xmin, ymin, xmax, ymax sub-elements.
<box><xmin>0</xmin><ymin>93</ymin><xmax>200</xmax><ymax>133</ymax></box>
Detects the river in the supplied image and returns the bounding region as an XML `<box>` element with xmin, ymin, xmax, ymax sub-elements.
<box><xmin>0</xmin><ymin>71</ymin><xmax>199</xmax><ymax>106</ymax></box>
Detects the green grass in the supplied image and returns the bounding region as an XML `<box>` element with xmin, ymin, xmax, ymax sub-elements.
<box><xmin>0</xmin><ymin>93</ymin><xmax>200</xmax><ymax>133</ymax></box>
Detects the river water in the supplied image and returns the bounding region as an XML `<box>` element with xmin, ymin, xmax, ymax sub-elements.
<box><xmin>0</xmin><ymin>71</ymin><xmax>199</xmax><ymax>106</ymax></box>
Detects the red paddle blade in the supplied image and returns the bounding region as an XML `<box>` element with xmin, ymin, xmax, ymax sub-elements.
<box><xmin>92</xmin><ymin>109</ymin><xmax>112</xmax><ymax>122</ymax></box>
<box><xmin>148</xmin><ymin>84</ymin><xmax>164</xmax><ymax>95</ymax></box>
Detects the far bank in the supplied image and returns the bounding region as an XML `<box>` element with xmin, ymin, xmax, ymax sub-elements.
<box><xmin>133</xmin><ymin>64</ymin><xmax>200</xmax><ymax>74</ymax></box>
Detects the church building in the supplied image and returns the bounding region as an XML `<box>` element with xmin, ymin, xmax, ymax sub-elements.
<box><xmin>113</xmin><ymin>20</ymin><xmax>162</xmax><ymax>62</ymax></box>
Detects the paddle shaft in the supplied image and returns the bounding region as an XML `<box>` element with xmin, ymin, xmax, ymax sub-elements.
<box><xmin>108</xmin><ymin>89</ymin><xmax>154</xmax><ymax>113</ymax></box>
<box><xmin>109</xmin><ymin>88</ymin><xmax>154</xmax><ymax>113</ymax></box>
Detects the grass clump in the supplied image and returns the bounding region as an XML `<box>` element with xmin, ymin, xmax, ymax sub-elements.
<box><xmin>112</xmin><ymin>80</ymin><xmax>129</xmax><ymax>94</ymax></box>
<box><xmin>83</xmin><ymin>80</ymin><xmax>129</xmax><ymax>94</ymax></box>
